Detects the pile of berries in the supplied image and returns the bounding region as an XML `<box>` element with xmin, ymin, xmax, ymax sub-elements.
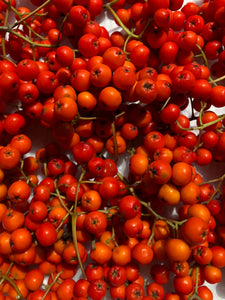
<box><xmin>0</xmin><ymin>0</ymin><xmax>225</xmax><ymax>299</ymax></box>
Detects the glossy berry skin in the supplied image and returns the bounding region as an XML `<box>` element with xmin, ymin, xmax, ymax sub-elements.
<box><xmin>119</xmin><ymin>195</ymin><xmax>141</xmax><ymax>219</ymax></box>
<box><xmin>84</xmin><ymin>211</ymin><xmax>107</xmax><ymax>235</ymax></box>
<box><xmin>88</xmin><ymin>279</ymin><xmax>107</xmax><ymax>300</ymax></box>
<box><xmin>78</xmin><ymin>33</ymin><xmax>100</xmax><ymax>58</ymax></box>
<box><xmin>144</xmin><ymin>131</ymin><xmax>165</xmax><ymax>152</ymax></box>
<box><xmin>35</xmin><ymin>222</ymin><xmax>57</xmax><ymax>247</ymax></box>
<box><xmin>3</xmin><ymin>113</ymin><xmax>26</xmax><ymax>135</ymax></box>
<box><xmin>0</xmin><ymin>145</ymin><xmax>21</xmax><ymax>170</ymax></box>
<box><xmin>148</xmin><ymin>159</ymin><xmax>172</xmax><ymax>184</ymax></box>
<box><xmin>182</xmin><ymin>217</ymin><xmax>209</xmax><ymax>246</ymax></box>
<box><xmin>160</xmin><ymin>104</ymin><xmax>180</xmax><ymax>124</ymax></box>
<box><xmin>107</xmin><ymin>265</ymin><xmax>127</xmax><ymax>287</ymax></box>
<box><xmin>69</xmin><ymin>5</ymin><xmax>90</xmax><ymax>28</ymax></box>
<box><xmin>72</xmin><ymin>142</ymin><xmax>95</xmax><ymax>164</ymax></box>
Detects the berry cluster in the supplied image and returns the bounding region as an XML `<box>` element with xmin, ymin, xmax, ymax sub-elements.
<box><xmin>0</xmin><ymin>0</ymin><xmax>225</xmax><ymax>299</ymax></box>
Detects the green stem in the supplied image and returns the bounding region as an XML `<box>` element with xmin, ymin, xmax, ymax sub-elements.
<box><xmin>195</xmin><ymin>44</ymin><xmax>217</xmax><ymax>87</ymax></box>
<box><xmin>1</xmin><ymin>36</ymin><xmax>7</xmax><ymax>60</ymax></box>
<box><xmin>193</xmin><ymin>142</ymin><xmax>203</xmax><ymax>153</ymax></box>
<box><xmin>10</xmin><ymin>0</ymin><xmax>52</xmax><ymax>29</ymax></box>
<box><xmin>78</xmin><ymin>111</ymin><xmax>125</xmax><ymax>122</ymax></box>
<box><xmin>140</xmin><ymin>201</ymin><xmax>187</xmax><ymax>229</ymax></box>
<box><xmin>195</xmin><ymin>44</ymin><xmax>208</xmax><ymax>68</ymax></box>
<box><xmin>104</xmin><ymin>1</ymin><xmax>151</xmax><ymax>40</ymax></box>
<box><xmin>97</xmin><ymin>208</ymin><xmax>117</xmax><ymax>215</ymax></box>
<box><xmin>123</xmin><ymin>34</ymin><xmax>132</xmax><ymax>55</ymax></box>
<box><xmin>57</xmin><ymin>11</ymin><xmax>70</xmax><ymax>47</ymax></box>
<box><xmin>117</xmin><ymin>172</ymin><xmax>187</xmax><ymax>229</ymax></box>
<box><xmin>160</xmin><ymin>96</ymin><xmax>171</xmax><ymax>111</ymax></box>
<box><xmin>195</xmin><ymin>267</ymin><xmax>199</xmax><ymax>294</ymax></box>
<box><xmin>199</xmin><ymin>173</ymin><xmax>225</xmax><ymax>185</ymax></box>
<box><xmin>41</xmin><ymin>271</ymin><xmax>63</xmax><ymax>300</ymax></box>
<box><xmin>115</xmin><ymin>111</ymin><xmax>125</xmax><ymax>119</ymax></box>
<box><xmin>177</xmin><ymin>114</ymin><xmax>225</xmax><ymax>131</ymax></box>
<box><xmin>10</xmin><ymin>5</ymin><xmax>46</xmax><ymax>40</ymax></box>
<box><xmin>104</xmin><ymin>4</ymin><xmax>139</xmax><ymax>39</ymax></box>
<box><xmin>0</xmin><ymin>262</ymin><xmax>12</xmax><ymax>285</ymax></box>
<box><xmin>4</xmin><ymin>0</ymin><xmax>10</xmax><ymax>24</ymax></box>
<box><xmin>78</xmin><ymin>115</ymin><xmax>97</xmax><ymax>120</ymax></box>
<box><xmin>53</xmin><ymin>181</ymin><xmax>72</xmax><ymax>216</ymax></box>
<box><xmin>80</xmin><ymin>180</ymin><xmax>103</xmax><ymax>184</ymax></box>
<box><xmin>56</xmin><ymin>205</ymin><xmax>74</xmax><ymax>231</ymax></box>
<box><xmin>209</xmin><ymin>76</ymin><xmax>217</xmax><ymax>87</ymax></box>
<box><xmin>71</xmin><ymin>168</ymin><xmax>87</xmax><ymax>279</ymax></box>
<box><xmin>188</xmin><ymin>294</ymin><xmax>202</xmax><ymax>300</ymax></box>
<box><xmin>137</xmin><ymin>17</ymin><xmax>152</xmax><ymax>39</ymax></box>
<box><xmin>198</xmin><ymin>101</ymin><xmax>207</xmax><ymax>127</ymax></box>
<box><xmin>43</xmin><ymin>162</ymin><xmax>48</xmax><ymax>177</ymax></box>
<box><xmin>0</xmin><ymin>27</ymin><xmax>56</xmax><ymax>48</ymax></box>
<box><xmin>110</xmin><ymin>225</ymin><xmax>119</xmax><ymax>247</ymax></box>
<box><xmin>188</xmin><ymin>267</ymin><xmax>202</xmax><ymax>300</ymax></box>
<box><xmin>205</xmin><ymin>174</ymin><xmax>225</xmax><ymax>204</ymax></box>
<box><xmin>1</xmin><ymin>274</ymin><xmax>25</xmax><ymax>300</ymax></box>
<box><xmin>208</xmin><ymin>74</ymin><xmax>225</xmax><ymax>84</ymax></box>
<box><xmin>147</xmin><ymin>219</ymin><xmax>156</xmax><ymax>245</ymax></box>
<box><xmin>105</xmin><ymin>0</ymin><xmax>121</xmax><ymax>6</ymax></box>
<box><xmin>19</xmin><ymin>161</ymin><xmax>37</xmax><ymax>188</ymax></box>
